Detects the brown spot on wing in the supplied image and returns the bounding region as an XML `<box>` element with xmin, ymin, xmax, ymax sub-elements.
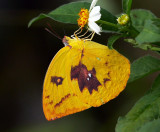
<box><xmin>71</xmin><ymin>63</ymin><xmax>101</xmax><ymax>94</ymax></box>
<box><xmin>81</xmin><ymin>49</ymin><xmax>84</xmax><ymax>58</ymax></box>
<box><xmin>45</xmin><ymin>95</ymin><xmax>50</xmax><ymax>99</ymax></box>
<box><xmin>49</xmin><ymin>101</ymin><xmax>53</xmax><ymax>105</ymax></box>
<box><xmin>54</xmin><ymin>94</ymin><xmax>71</xmax><ymax>108</ymax></box>
<box><xmin>104</xmin><ymin>78</ymin><xmax>110</xmax><ymax>84</ymax></box>
<box><xmin>51</xmin><ymin>76</ymin><xmax>64</xmax><ymax>86</ymax></box>
<box><xmin>107</xmin><ymin>72</ymin><xmax>111</xmax><ymax>77</ymax></box>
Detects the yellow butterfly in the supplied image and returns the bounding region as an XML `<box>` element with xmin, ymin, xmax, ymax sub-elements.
<box><xmin>43</xmin><ymin>36</ymin><xmax>130</xmax><ymax>121</ymax></box>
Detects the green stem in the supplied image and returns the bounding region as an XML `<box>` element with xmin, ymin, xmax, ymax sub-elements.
<box><xmin>150</xmin><ymin>47</ymin><xmax>160</xmax><ymax>52</ymax></box>
<box><xmin>97</xmin><ymin>20</ymin><xmax>119</xmax><ymax>29</ymax></box>
<box><xmin>97</xmin><ymin>20</ymin><xmax>139</xmax><ymax>38</ymax></box>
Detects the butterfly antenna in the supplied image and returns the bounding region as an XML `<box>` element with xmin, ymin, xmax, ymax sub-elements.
<box><xmin>45</xmin><ymin>23</ymin><xmax>62</xmax><ymax>40</ymax></box>
<box><xmin>63</xmin><ymin>28</ymin><xmax>66</xmax><ymax>36</ymax></box>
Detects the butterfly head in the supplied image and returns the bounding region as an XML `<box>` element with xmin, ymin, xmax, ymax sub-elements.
<box><xmin>62</xmin><ymin>36</ymin><xmax>71</xmax><ymax>46</ymax></box>
<box><xmin>62</xmin><ymin>36</ymin><xmax>85</xmax><ymax>50</ymax></box>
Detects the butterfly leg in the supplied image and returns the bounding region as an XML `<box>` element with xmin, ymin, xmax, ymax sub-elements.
<box><xmin>77</xmin><ymin>28</ymin><xmax>89</xmax><ymax>38</ymax></box>
<box><xmin>71</xmin><ymin>27</ymin><xmax>82</xmax><ymax>38</ymax></box>
<box><xmin>84</xmin><ymin>31</ymin><xmax>95</xmax><ymax>41</ymax></box>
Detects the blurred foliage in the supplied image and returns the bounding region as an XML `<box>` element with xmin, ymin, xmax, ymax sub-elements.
<box><xmin>128</xmin><ymin>55</ymin><xmax>160</xmax><ymax>83</ymax></box>
<box><xmin>1</xmin><ymin>0</ymin><xmax>160</xmax><ymax>132</ymax></box>
<box><xmin>130</xmin><ymin>9</ymin><xmax>157</xmax><ymax>32</ymax></box>
<box><xmin>116</xmin><ymin>74</ymin><xmax>160</xmax><ymax>132</ymax></box>
<box><xmin>122</xmin><ymin>0</ymin><xmax>132</xmax><ymax>15</ymax></box>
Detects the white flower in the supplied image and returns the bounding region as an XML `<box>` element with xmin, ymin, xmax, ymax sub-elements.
<box><xmin>77</xmin><ymin>0</ymin><xmax>102</xmax><ymax>35</ymax></box>
<box><xmin>88</xmin><ymin>4</ymin><xmax>102</xmax><ymax>35</ymax></box>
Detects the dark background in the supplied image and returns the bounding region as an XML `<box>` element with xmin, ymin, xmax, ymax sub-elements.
<box><xmin>1</xmin><ymin>0</ymin><xmax>160</xmax><ymax>132</ymax></box>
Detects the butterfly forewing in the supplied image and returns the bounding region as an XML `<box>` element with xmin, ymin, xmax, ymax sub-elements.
<box><xmin>43</xmin><ymin>46</ymin><xmax>90</xmax><ymax>121</ymax></box>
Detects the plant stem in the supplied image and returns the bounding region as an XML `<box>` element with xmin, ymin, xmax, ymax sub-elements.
<box><xmin>150</xmin><ymin>47</ymin><xmax>160</xmax><ymax>52</ymax></box>
<box><xmin>97</xmin><ymin>20</ymin><xmax>139</xmax><ymax>38</ymax></box>
<box><xmin>97</xmin><ymin>20</ymin><xmax>119</xmax><ymax>29</ymax></box>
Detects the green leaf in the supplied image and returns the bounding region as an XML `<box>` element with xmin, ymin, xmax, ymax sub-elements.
<box><xmin>28</xmin><ymin>2</ymin><xmax>89</xmax><ymax>27</ymax></box>
<box><xmin>130</xmin><ymin>9</ymin><xmax>157</xmax><ymax>32</ymax></box>
<box><xmin>128</xmin><ymin>55</ymin><xmax>160</xmax><ymax>83</ymax></box>
<box><xmin>107</xmin><ymin>35</ymin><xmax>123</xmax><ymax>49</ymax></box>
<box><xmin>136</xmin><ymin>119</ymin><xmax>160</xmax><ymax>132</ymax></box>
<box><xmin>135</xmin><ymin>19</ymin><xmax>160</xmax><ymax>44</ymax></box>
<box><xmin>152</xmin><ymin>18</ymin><xmax>160</xmax><ymax>28</ymax></box>
<box><xmin>28</xmin><ymin>14</ymin><xmax>50</xmax><ymax>28</ymax></box>
<box><xmin>122</xmin><ymin>0</ymin><xmax>132</xmax><ymax>15</ymax></box>
<box><xmin>116</xmin><ymin>74</ymin><xmax>160</xmax><ymax>132</ymax></box>
<box><xmin>125</xmin><ymin>39</ymin><xmax>160</xmax><ymax>52</ymax></box>
<box><xmin>28</xmin><ymin>1</ymin><xmax>118</xmax><ymax>32</ymax></box>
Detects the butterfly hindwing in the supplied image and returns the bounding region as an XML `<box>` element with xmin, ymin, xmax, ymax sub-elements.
<box><xmin>69</xmin><ymin>40</ymin><xmax>130</xmax><ymax>107</ymax></box>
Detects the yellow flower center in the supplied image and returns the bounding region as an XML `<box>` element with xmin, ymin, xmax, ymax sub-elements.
<box><xmin>117</xmin><ymin>14</ymin><xmax>129</xmax><ymax>25</ymax></box>
<box><xmin>77</xmin><ymin>8</ymin><xmax>89</xmax><ymax>29</ymax></box>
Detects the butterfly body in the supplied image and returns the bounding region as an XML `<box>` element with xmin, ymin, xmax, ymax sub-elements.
<box><xmin>43</xmin><ymin>36</ymin><xmax>130</xmax><ymax>120</ymax></box>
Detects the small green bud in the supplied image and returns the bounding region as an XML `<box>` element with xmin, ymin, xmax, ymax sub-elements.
<box><xmin>117</xmin><ymin>14</ymin><xmax>129</xmax><ymax>25</ymax></box>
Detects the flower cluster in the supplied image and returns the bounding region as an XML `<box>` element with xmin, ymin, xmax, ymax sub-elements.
<box><xmin>77</xmin><ymin>0</ymin><xmax>102</xmax><ymax>35</ymax></box>
<box><xmin>77</xmin><ymin>9</ymin><xmax>89</xmax><ymax>29</ymax></box>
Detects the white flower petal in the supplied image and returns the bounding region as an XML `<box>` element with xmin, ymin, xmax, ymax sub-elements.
<box><xmin>89</xmin><ymin>12</ymin><xmax>101</xmax><ymax>22</ymax></box>
<box><xmin>88</xmin><ymin>21</ymin><xmax>101</xmax><ymax>35</ymax></box>
<box><xmin>89</xmin><ymin>0</ymin><xmax>98</xmax><ymax>11</ymax></box>
<box><xmin>89</xmin><ymin>6</ymin><xmax>100</xmax><ymax>17</ymax></box>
